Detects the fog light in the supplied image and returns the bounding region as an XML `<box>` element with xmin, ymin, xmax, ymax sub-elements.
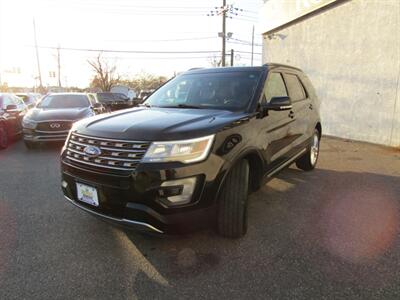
<box><xmin>159</xmin><ymin>177</ymin><xmax>197</xmax><ymax>206</ymax></box>
<box><xmin>62</xmin><ymin>180</ymin><xmax>68</xmax><ymax>188</ymax></box>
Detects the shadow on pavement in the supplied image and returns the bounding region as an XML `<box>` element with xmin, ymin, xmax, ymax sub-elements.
<box><xmin>123</xmin><ymin>167</ymin><xmax>400</xmax><ymax>299</ymax></box>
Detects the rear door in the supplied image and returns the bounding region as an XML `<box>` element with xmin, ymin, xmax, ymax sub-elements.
<box><xmin>282</xmin><ymin>72</ymin><xmax>310</xmax><ymax>151</ymax></box>
<box><xmin>259</xmin><ymin>72</ymin><xmax>294</xmax><ymax>169</ymax></box>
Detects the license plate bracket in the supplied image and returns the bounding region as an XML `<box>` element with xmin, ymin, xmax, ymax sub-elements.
<box><xmin>76</xmin><ymin>182</ymin><xmax>99</xmax><ymax>207</ymax></box>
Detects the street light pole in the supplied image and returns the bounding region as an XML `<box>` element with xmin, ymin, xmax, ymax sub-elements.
<box><xmin>251</xmin><ymin>25</ymin><xmax>255</xmax><ymax>66</ymax></box>
<box><xmin>57</xmin><ymin>45</ymin><xmax>61</xmax><ymax>87</ymax></box>
<box><xmin>221</xmin><ymin>0</ymin><xmax>226</xmax><ymax>67</ymax></box>
<box><xmin>33</xmin><ymin>18</ymin><xmax>43</xmax><ymax>89</ymax></box>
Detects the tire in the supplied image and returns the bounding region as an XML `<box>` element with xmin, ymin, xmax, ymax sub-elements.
<box><xmin>296</xmin><ymin>129</ymin><xmax>320</xmax><ymax>171</ymax></box>
<box><xmin>24</xmin><ymin>140</ymin><xmax>35</xmax><ymax>149</ymax></box>
<box><xmin>0</xmin><ymin>126</ymin><xmax>8</xmax><ymax>149</ymax></box>
<box><xmin>217</xmin><ymin>159</ymin><xmax>249</xmax><ymax>238</ymax></box>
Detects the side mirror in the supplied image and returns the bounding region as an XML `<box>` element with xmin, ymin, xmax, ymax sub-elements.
<box><xmin>257</xmin><ymin>96</ymin><xmax>292</xmax><ymax>118</ymax></box>
<box><xmin>266</xmin><ymin>96</ymin><xmax>292</xmax><ymax>111</ymax></box>
<box><xmin>5</xmin><ymin>104</ymin><xmax>18</xmax><ymax>112</ymax></box>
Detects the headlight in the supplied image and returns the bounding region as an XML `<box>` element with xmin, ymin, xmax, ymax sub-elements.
<box><xmin>142</xmin><ymin>135</ymin><xmax>215</xmax><ymax>164</ymax></box>
<box><xmin>22</xmin><ymin>117</ymin><xmax>37</xmax><ymax>129</ymax></box>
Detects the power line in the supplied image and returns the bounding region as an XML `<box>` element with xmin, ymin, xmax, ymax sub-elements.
<box><xmin>107</xmin><ymin>37</ymin><xmax>218</xmax><ymax>43</ymax></box>
<box><xmin>30</xmin><ymin>45</ymin><xmax>221</xmax><ymax>54</ymax></box>
<box><xmin>229</xmin><ymin>38</ymin><xmax>262</xmax><ymax>46</ymax></box>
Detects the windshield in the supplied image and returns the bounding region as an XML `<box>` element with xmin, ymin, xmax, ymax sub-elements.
<box><xmin>37</xmin><ymin>94</ymin><xmax>89</xmax><ymax>109</ymax></box>
<box><xmin>97</xmin><ymin>93</ymin><xmax>128</xmax><ymax>101</ymax></box>
<box><xmin>16</xmin><ymin>95</ymin><xmax>30</xmax><ymax>103</ymax></box>
<box><xmin>145</xmin><ymin>71</ymin><xmax>261</xmax><ymax>111</ymax></box>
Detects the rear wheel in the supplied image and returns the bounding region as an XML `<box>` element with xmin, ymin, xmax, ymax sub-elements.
<box><xmin>217</xmin><ymin>159</ymin><xmax>249</xmax><ymax>238</ymax></box>
<box><xmin>296</xmin><ymin>129</ymin><xmax>320</xmax><ymax>171</ymax></box>
<box><xmin>0</xmin><ymin>126</ymin><xmax>8</xmax><ymax>149</ymax></box>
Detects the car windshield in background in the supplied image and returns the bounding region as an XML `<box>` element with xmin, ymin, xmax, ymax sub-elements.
<box><xmin>16</xmin><ymin>95</ymin><xmax>29</xmax><ymax>102</ymax></box>
<box><xmin>145</xmin><ymin>71</ymin><xmax>261</xmax><ymax>111</ymax></box>
<box><xmin>37</xmin><ymin>94</ymin><xmax>89</xmax><ymax>109</ymax></box>
<box><xmin>97</xmin><ymin>93</ymin><xmax>128</xmax><ymax>102</ymax></box>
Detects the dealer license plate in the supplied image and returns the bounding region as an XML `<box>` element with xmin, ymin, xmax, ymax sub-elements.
<box><xmin>76</xmin><ymin>183</ymin><xmax>99</xmax><ymax>207</ymax></box>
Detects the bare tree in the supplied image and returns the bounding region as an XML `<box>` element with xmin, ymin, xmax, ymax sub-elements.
<box><xmin>88</xmin><ymin>53</ymin><xmax>120</xmax><ymax>91</ymax></box>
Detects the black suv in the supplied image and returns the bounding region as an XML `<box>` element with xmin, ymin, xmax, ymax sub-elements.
<box><xmin>0</xmin><ymin>93</ymin><xmax>27</xmax><ymax>149</ymax></box>
<box><xmin>61</xmin><ymin>64</ymin><xmax>321</xmax><ymax>238</ymax></box>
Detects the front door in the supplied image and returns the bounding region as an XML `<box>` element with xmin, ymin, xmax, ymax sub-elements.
<box><xmin>256</xmin><ymin>72</ymin><xmax>295</xmax><ymax>171</ymax></box>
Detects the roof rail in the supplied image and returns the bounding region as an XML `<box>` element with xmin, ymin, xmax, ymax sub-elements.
<box><xmin>263</xmin><ymin>63</ymin><xmax>302</xmax><ymax>71</ymax></box>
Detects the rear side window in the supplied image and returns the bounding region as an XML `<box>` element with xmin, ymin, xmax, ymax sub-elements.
<box><xmin>284</xmin><ymin>74</ymin><xmax>306</xmax><ymax>101</ymax></box>
<box><xmin>263</xmin><ymin>73</ymin><xmax>288</xmax><ymax>103</ymax></box>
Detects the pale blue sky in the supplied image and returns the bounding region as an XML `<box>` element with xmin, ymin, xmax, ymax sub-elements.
<box><xmin>0</xmin><ymin>0</ymin><xmax>263</xmax><ymax>87</ymax></box>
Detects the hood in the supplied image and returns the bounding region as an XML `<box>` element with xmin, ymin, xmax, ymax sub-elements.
<box><xmin>75</xmin><ymin>107</ymin><xmax>251</xmax><ymax>141</ymax></box>
<box><xmin>27</xmin><ymin>107</ymin><xmax>91</xmax><ymax>122</ymax></box>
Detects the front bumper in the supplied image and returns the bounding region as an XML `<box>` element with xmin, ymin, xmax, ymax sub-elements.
<box><xmin>61</xmin><ymin>153</ymin><xmax>226</xmax><ymax>234</ymax></box>
<box><xmin>23</xmin><ymin>129</ymin><xmax>69</xmax><ymax>142</ymax></box>
<box><xmin>64</xmin><ymin>195</ymin><xmax>164</xmax><ymax>233</ymax></box>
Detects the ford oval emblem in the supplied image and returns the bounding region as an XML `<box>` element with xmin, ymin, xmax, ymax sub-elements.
<box><xmin>83</xmin><ymin>145</ymin><xmax>102</xmax><ymax>157</ymax></box>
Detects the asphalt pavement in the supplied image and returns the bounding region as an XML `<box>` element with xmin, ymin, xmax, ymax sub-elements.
<box><xmin>0</xmin><ymin>137</ymin><xmax>399</xmax><ymax>299</ymax></box>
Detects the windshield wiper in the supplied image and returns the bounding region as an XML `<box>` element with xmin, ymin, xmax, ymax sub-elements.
<box><xmin>162</xmin><ymin>104</ymin><xmax>203</xmax><ymax>109</ymax></box>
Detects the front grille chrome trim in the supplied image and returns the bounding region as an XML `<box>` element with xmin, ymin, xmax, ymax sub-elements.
<box><xmin>72</xmin><ymin>132</ymin><xmax>148</xmax><ymax>144</ymax></box>
<box><xmin>66</xmin><ymin>156</ymin><xmax>137</xmax><ymax>171</ymax></box>
<box><xmin>65</xmin><ymin>132</ymin><xmax>149</xmax><ymax>172</ymax></box>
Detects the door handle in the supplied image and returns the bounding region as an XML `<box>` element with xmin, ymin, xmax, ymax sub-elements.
<box><xmin>288</xmin><ymin>111</ymin><xmax>295</xmax><ymax>119</ymax></box>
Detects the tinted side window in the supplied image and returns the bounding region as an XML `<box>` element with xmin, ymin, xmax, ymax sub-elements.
<box><xmin>263</xmin><ymin>73</ymin><xmax>288</xmax><ymax>103</ymax></box>
<box><xmin>2</xmin><ymin>95</ymin><xmax>15</xmax><ymax>108</ymax></box>
<box><xmin>284</xmin><ymin>74</ymin><xmax>306</xmax><ymax>101</ymax></box>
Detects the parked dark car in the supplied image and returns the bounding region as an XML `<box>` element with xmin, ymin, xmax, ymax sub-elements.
<box><xmin>60</xmin><ymin>64</ymin><xmax>321</xmax><ymax>238</ymax></box>
<box><xmin>0</xmin><ymin>93</ymin><xmax>27</xmax><ymax>149</ymax></box>
<box><xmin>95</xmin><ymin>92</ymin><xmax>133</xmax><ymax>112</ymax></box>
<box><xmin>22</xmin><ymin>93</ymin><xmax>104</xmax><ymax>148</ymax></box>
<box><xmin>15</xmin><ymin>93</ymin><xmax>41</xmax><ymax>109</ymax></box>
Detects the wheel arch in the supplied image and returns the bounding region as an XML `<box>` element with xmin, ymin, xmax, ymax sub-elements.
<box><xmin>315</xmin><ymin>122</ymin><xmax>322</xmax><ymax>136</ymax></box>
<box><xmin>214</xmin><ymin>148</ymin><xmax>264</xmax><ymax>203</ymax></box>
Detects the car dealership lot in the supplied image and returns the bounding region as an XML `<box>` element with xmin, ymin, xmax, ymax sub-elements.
<box><xmin>0</xmin><ymin>138</ymin><xmax>399</xmax><ymax>299</ymax></box>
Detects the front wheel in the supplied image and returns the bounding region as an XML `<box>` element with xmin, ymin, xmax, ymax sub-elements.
<box><xmin>0</xmin><ymin>126</ymin><xmax>8</xmax><ymax>149</ymax></box>
<box><xmin>24</xmin><ymin>140</ymin><xmax>36</xmax><ymax>149</ymax></box>
<box><xmin>217</xmin><ymin>159</ymin><xmax>249</xmax><ymax>238</ymax></box>
<box><xmin>296</xmin><ymin>129</ymin><xmax>320</xmax><ymax>171</ymax></box>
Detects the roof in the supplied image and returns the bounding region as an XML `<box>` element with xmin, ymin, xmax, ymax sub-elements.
<box><xmin>183</xmin><ymin>66</ymin><xmax>267</xmax><ymax>75</ymax></box>
<box><xmin>183</xmin><ymin>64</ymin><xmax>302</xmax><ymax>75</ymax></box>
<box><xmin>48</xmin><ymin>92</ymin><xmax>87</xmax><ymax>96</ymax></box>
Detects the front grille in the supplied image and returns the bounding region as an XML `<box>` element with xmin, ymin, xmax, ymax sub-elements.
<box><xmin>65</xmin><ymin>132</ymin><xmax>149</xmax><ymax>172</ymax></box>
<box><xmin>37</xmin><ymin>121</ymin><xmax>73</xmax><ymax>131</ymax></box>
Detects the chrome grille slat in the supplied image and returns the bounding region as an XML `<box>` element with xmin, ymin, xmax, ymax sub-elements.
<box><xmin>65</xmin><ymin>132</ymin><xmax>149</xmax><ymax>172</ymax></box>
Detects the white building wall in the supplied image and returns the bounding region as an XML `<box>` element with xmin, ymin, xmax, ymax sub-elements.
<box><xmin>262</xmin><ymin>0</ymin><xmax>400</xmax><ymax>147</ymax></box>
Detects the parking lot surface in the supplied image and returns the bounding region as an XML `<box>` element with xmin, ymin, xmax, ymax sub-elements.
<box><xmin>0</xmin><ymin>137</ymin><xmax>399</xmax><ymax>299</ymax></box>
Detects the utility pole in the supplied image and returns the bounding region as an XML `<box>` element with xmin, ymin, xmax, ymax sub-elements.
<box><xmin>251</xmin><ymin>25</ymin><xmax>255</xmax><ymax>66</ymax></box>
<box><xmin>57</xmin><ymin>45</ymin><xmax>61</xmax><ymax>87</ymax></box>
<box><xmin>33</xmin><ymin>18</ymin><xmax>43</xmax><ymax>89</ymax></box>
<box><xmin>221</xmin><ymin>0</ymin><xmax>227</xmax><ymax>67</ymax></box>
<box><xmin>230</xmin><ymin>49</ymin><xmax>234</xmax><ymax>66</ymax></box>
